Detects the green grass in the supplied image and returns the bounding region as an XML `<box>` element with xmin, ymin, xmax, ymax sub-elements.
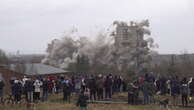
<box><xmin>0</xmin><ymin>93</ymin><xmax>193</xmax><ymax>110</ymax></box>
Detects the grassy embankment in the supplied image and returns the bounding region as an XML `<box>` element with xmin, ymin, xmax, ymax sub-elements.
<box><xmin>0</xmin><ymin>93</ymin><xmax>193</xmax><ymax>110</ymax></box>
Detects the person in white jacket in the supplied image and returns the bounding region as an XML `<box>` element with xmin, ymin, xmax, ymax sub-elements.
<box><xmin>34</xmin><ymin>79</ymin><xmax>42</xmax><ymax>102</ymax></box>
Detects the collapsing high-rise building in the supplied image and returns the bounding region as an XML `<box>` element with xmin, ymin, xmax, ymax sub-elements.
<box><xmin>114</xmin><ymin>21</ymin><xmax>149</xmax><ymax>50</ymax></box>
<box><xmin>112</xmin><ymin>20</ymin><xmax>151</xmax><ymax>73</ymax></box>
<box><xmin>42</xmin><ymin>20</ymin><xmax>156</xmax><ymax>74</ymax></box>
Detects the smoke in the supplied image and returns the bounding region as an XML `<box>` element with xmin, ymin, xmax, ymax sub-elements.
<box><xmin>42</xmin><ymin>20</ymin><xmax>158</xmax><ymax>73</ymax></box>
<box><xmin>42</xmin><ymin>29</ymin><xmax>114</xmax><ymax>69</ymax></box>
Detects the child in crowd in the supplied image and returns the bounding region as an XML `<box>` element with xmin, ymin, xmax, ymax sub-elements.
<box><xmin>76</xmin><ymin>90</ymin><xmax>89</xmax><ymax>110</ymax></box>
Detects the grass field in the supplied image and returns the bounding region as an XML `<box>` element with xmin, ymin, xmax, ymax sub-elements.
<box><xmin>0</xmin><ymin>93</ymin><xmax>193</xmax><ymax>110</ymax></box>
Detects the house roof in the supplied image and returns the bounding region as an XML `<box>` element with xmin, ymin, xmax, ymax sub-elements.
<box><xmin>10</xmin><ymin>63</ymin><xmax>68</xmax><ymax>75</ymax></box>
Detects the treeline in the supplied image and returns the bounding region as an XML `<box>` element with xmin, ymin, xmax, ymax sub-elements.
<box><xmin>152</xmin><ymin>54</ymin><xmax>194</xmax><ymax>77</ymax></box>
<box><xmin>0</xmin><ymin>49</ymin><xmax>8</xmax><ymax>65</ymax></box>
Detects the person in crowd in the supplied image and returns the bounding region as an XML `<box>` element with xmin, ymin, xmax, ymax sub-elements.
<box><xmin>5</xmin><ymin>73</ymin><xmax>194</xmax><ymax>107</ymax></box>
<box><xmin>42</xmin><ymin>78</ymin><xmax>49</xmax><ymax>101</ymax></box>
<box><xmin>155</xmin><ymin>78</ymin><xmax>161</xmax><ymax>93</ymax></box>
<box><xmin>141</xmin><ymin>79</ymin><xmax>150</xmax><ymax>104</ymax></box>
<box><xmin>81</xmin><ymin>78</ymin><xmax>86</xmax><ymax>92</ymax></box>
<box><xmin>52</xmin><ymin>80</ymin><xmax>56</xmax><ymax>94</ymax></box>
<box><xmin>138</xmin><ymin>76</ymin><xmax>145</xmax><ymax>84</ymax></box>
<box><xmin>55</xmin><ymin>78</ymin><xmax>61</xmax><ymax>94</ymax></box>
<box><xmin>75</xmin><ymin>78</ymin><xmax>81</xmax><ymax>96</ymax></box>
<box><xmin>25</xmin><ymin>78</ymin><xmax>34</xmax><ymax>103</ymax></box>
<box><xmin>48</xmin><ymin>79</ymin><xmax>54</xmax><ymax>94</ymax></box>
<box><xmin>112</xmin><ymin>76</ymin><xmax>118</xmax><ymax>94</ymax></box>
<box><xmin>104</xmin><ymin>75</ymin><xmax>113</xmax><ymax>100</ymax></box>
<box><xmin>22</xmin><ymin>76</ymin><xmax>28</xmax><ymax>101</ymax></box>
<box><xmin>128</xmin><ymin>80</ymin><xmax>139</xmax><ymax>105</ymax></box>
<box><xmin>76</xmin><ymin>90</ymin><xmax>89</xmax><ymax>110</ymax></box>
<box><xmin>63</xmin><ymin>78</ymin><xmax>71</xmax><ymax>103</ymax></box>
<box><xmin>145</xmin><ymin>73</ymin><xmax>150</xmax><ymax>82</ymax></box>
<box><xmin>10</xmin><ymin>78</ymin><xmax>16</xmax><ymax>104</ymax></box>
<box><xmin>148</xmin><ymin>72</ymin><xmax>155</xmax><ymax>83</ymax></box>
<box><xmin>148</xmin><ymin>79</ymin><xmax>156</xmax><ymax>104</ymax></box>
<box><xmin>0</xmin><ymin>79</ymin><xmax>5</xmax><ymax>104</ymax></box>
<box><xmin>128</xmin><ymin>82</ymin><xmax>135</xmax><ymax>104</ymax></box>
<box><xmin>96</xmin><ymin>74</ymin><xmax>104</xmax><ymax>100</ymax></box>
<box><xmin>118</xmin><ymin>76</ymin><xmax>123</xmax><ymax>92</ymax></box>
<box><xmin>84</xmin><ymin>88</ymin><xmax>90</xmax><ymax>99</ymax></box>
<box><xmin>22</xmin><ymin>76</ymin><xmax>28</xmax><ymax>86</ymax></box>
<box><xmin>71</xmin><ymin>76</ymin><xmax>75</xmax><ymax>93</ymax></box>
<box><xmin>13</xmin><ymin>80</ymin><xmax>22</xmax><ymax>104</ymax></box>
<box><xmin>166</xmin><ymin>79</ymin><xmax>171</xmax><ymax>94</ymax></box>
<box><xmin>33</xmin><ymin>79</ymin><xmax>42</xmax><ymax>102</ymax></box>
<box><xmin>181</xmin><ymin>77</ymin><xmax>189</xmax><ymax>107</ymax></box>
<box><xmin>171</xmin><ymin>76</ymin><xmax>180</xmax><ymax>106</ymax></box>
<box><xmin>160</xmin><ymin>77</ymin><xmax>167</xmax><ymax>95</ymax></box>
<box><xmin>123</xmin><ymin>79</ymin><xmax>127</xmax><ymax>92</ymax></box>
<box><xmin>88</xmin><ymin>76</ymin><xmax>97</xmax><ymax>101</ymax></box>
<box><xmin>189</xmin><ymin>78</ymin><xmax>194</xmax><ymax>101</ymax></box>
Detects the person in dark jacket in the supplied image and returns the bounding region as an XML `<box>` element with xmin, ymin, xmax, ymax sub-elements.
<box><xmin>42</xmin><ymin>78</ymin><xmax>49</xmax><ymax>101</ymax></box>
<box><xmin>160</xmin><ymin>77</ymin><xmax>167</xmax><ymax>95</ymax></box>
<box><xmin>189</xmin><ymin>78</ymin><xmax>194</xmax><ymax>97</ymax></box>
<box><xmin>25</xmin><ymin>78</ymin><xmax>34</xmax><ymax>103</ymax></box>
<box><xmin>63</xmin><ymin>79</ymin><xmax>71</xmax><ymax>103</ymax></box>
<box><xmin>128</xmin><ymin>83</ymin><xmax>135</xmax><ymax>104</ymax></box>
<box><xmin>13</xmin><ymin>80</ymin><xmax>22</xmax><ymax>103</ymax></box>
<box><xmin>76</xmin><ymin>90</ymin><xmax>89</xmax><ymax>110</ymax></box>
<box><xmin>96</xmin><ymin>75</ymin><xmax>104</xmax><ymax>100</ymax></box>
<box><xmin>112</xmin><ymin>76</ymin><xmax>118</xmax><ymax>94</ymax></box>
<box><xmin>10</xmin><ymin>79</ymin><xmax>15</xmax><ymax>103</ymax></box>
<box><xmin>88</xmin><ymin>77</ymin><xmax>97</xmax><ymax>100</ymax></box>
<box><xmin>0</xmin><ymin>79</ymin><xmax>5</xmax><ymax>104</ymax></box>
<box><xmin>141</xmin><ymin>80</ymin><xmax>150</xmax><ymax>104</ymax></box>
<box><xmin>171</xmin><ymin>76</ymin><xmax>180</xmax><ymax>106</ymax></box>
<box><xmin>181</xmin><ymin>77</ymin><xmax>189</xmax><ymax>107</ymax></box>
<box><xmin>55</xmin><ymin>78</ymin><xmax>61</xmax><ymax>94</ymax></box>
<box><xmin>148</xmin><ymin>81</ymin><xmax>156</xmax><ymax>104</ymax></box>
<box><xmin>118</xmin><ymin>76</ymin><xmax>123</xmax><ymax>92</ymax></box>
<box><xmin>104</xmin><ymin>75</ymin><xmax>112</xmax><ymax>100</ymax></box>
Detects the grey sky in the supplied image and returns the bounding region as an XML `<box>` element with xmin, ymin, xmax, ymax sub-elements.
<box><xmin>0</xmin><ymin>0</ymin><xmax>194</xmax><ymax>54</ymax></box>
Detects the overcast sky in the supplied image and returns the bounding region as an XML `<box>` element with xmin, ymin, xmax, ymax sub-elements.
<box><xmin>0</xmin><ymin>0</ymin><xmax>194</xmax><ymax>54</ymax></box>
